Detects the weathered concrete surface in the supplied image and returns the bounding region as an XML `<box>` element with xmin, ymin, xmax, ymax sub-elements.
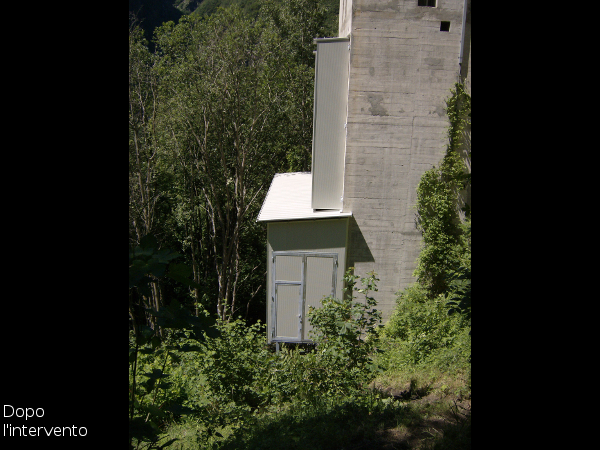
<box><xmin>340</xmin><ymin>0</ymin><xmax>470</xmax><ymax>321</ymax></box>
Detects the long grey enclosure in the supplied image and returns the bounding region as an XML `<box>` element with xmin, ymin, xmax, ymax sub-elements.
<box><xmin>311</xmin><ymin>38</ymin><xmax>350</xmax><ymax>210</ymax></box>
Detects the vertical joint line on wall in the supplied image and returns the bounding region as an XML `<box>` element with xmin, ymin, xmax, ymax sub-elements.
<box><xmin>300</xmin><ymin>254</ymin><xmax>307</xmax><ymax>340</ymax></box>
<box><xmin>458</xmin><ymin>0</ymin><xmax>467</xmax><ymax>82</ymax></box>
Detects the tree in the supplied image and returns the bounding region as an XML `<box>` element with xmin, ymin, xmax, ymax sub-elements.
<box><xmin>129</xmin><ymin>24</ymin><xmax>160</xmax><ymax>245</ymax></box>
<box><xmin>130</xmin><ymin>23</ymin><xmax>168</xmax><ymax>329</ymax></box>
<box><xmin>259</xmin><ymin>0</ymin><xmax>335</xmax><ymax>171</ymax></box>
<box><xmin>154</xmin><ymin>7</ymin><xmax>294</xmax><ymax>320</ymax></box>
<box><xmin>129</xmin><ymin>3</ymin><xmax>336</xmax><ymax>323</ymax></box>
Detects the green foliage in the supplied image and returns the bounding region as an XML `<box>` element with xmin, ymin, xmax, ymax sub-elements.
<box><xmin>413</xmin><ymin>83</ymin><xmax>471</xmax><ymax>298</ymax></box>
<box><xmin>130</xmin><ymin>2</ymin><xmax>336</xmax><ymax>322</ymax></box>
<box><xmin>129</xmin><ymin>235</ymin><xmax>181</xmax><ymax>294</ymax></box>
<box><xmin>128</xmin><ymin>7</ymin><xmax>471</xmax><ymax>449</ymax></box>
<box><xmin>444</xmin><ymin>218</ymin><xmax>471</xmax><ymax>324</ymax></box>
<box><xmin>379</xmin><ymin>284</ymin><xmax>470</xmax><ymax>371</ymax></box>
<box><xmin>215</xmin><ymin>393</ymin><xmax>408</xmax><ymax>450</ymax></box>
<box><xmin>194</xmin><ymin>0</ymin><xmax>262</xmax><ymax>19</ymax></box>
<box><xmin>136</xmin><ymin>270</ymin><xmax>381</xmax><ymax>440</ymax></box>
<box><xmin>413</xmin><ymin>151</ymin><xmax>465</xmax><ymax>297</ymax></box>
<box><xmin>128</xmin><ymin>2</ymin><xmax>350</xmax><ymax>444</ymax></box>
<box><xmin>129</xmin><ymin>234</ymin><xmax>210</xmax><ymax>336</ymax></box>
<box><xmin>181</xmin><ymin>269</ymin><xmax>382</xmax><ymax>417</ymax></box>
<box><xmin>130</xmin><ymin>327</ymin><xmax>212</xmax><ymax>450</ymax></box>
<box><xmin>223</xmin><ymin>268</ymin><xmax>385</xmax><ymax>412</ymax></box>
<box><xmin>197</xmin><ymin>320</ymin><xmax>271</xmax><ymax>417</ymax></box>
<box><xmin>305</xmin><ymin>269</ymin><xmax>383</xmax><ymax>394</ymax></box>
<box><xmin>129</xmin><ymin>1</ymin><xmax>339</xmax><ymax>49</ymax></box>
<box><xmin>129</xmin><ymin>235</ymin><xmax>218</xmax><ymax>449</ymax></box>
<box><xmin>130</xmin><ymin>267</ymin><xmax>469</xmax><ymax>449</ymax></box>
<box><xmin>446</xmin><ymin>83</ymin><xmax>471</xmax><ymax>167</ymax></box>
<box><xmin>150</xmin><ymin>4</ymin><xmax>331</xmax><ymax>320</ymax></box>
<box><xmin>129</xmin><ymin>323</ymin><xmax>218</xmax><ymax>449</ymax></box>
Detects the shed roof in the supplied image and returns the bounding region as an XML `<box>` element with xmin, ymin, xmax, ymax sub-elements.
<box><xmin>257</xmin><ymin>172</ymin><xmax>352</xmax><ymax>222</ymax></box>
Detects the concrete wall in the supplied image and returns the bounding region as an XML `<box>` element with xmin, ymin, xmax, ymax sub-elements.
<box><xmin>340</xmin><ymin>0</ymin><xmax>470</xmax><ymax>321</ymax></box>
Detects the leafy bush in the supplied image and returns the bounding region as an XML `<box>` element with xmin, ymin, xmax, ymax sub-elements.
<box><xmin>444</xmin><ymin>218</ymin><xmax>471</xmax><ymax>323</ymax></box>
<box><xmin>129</xmin><ymin>328</ymin><xmax>207</xmax><ymax>450</ymax></box>
<box><xmin>216</xmin><ymin>392</ymin><xmax>408</xmax><ymax>450</ymax></box>
<box><xmin>129</xmin><ymin>234</ymin><xmax>216</xmax><ymax>449</ymax></box>
<box><xmin>192</xmin><ymin>269</ymin><xmax>384</xmax><ymax>413</ymax></box>
<box><xmin>129</xmin><ymin>319</ymin><xmax>272</xmax><ymax>449</ymax></box>
<box><xmin>307</xmin><ymin>270</ymin><xmax>382</xmax><ymax>392</ymax></box>
<box><xmin>379</xmin><ymin>284</ymin><xmax>469</xmax><ymax>371</ymax></box>
<box><xmin>413</xmin><ymin>151</ymin><xmax>466</xmax><ymax>297</ymax></box>
<box><xmin>197</xmin><ymin>320</ymin><xmax>271</xmax><ymax>416</ymax></box>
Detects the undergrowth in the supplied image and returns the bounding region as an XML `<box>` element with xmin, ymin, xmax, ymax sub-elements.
<box><xmin>129</xmin><ymin>83</ymin><xmax>471</xmax><ymax>449</ymax></box>
<box><xmin>130</xmin><ymin>268</ymin><xmax>470</xmax><ymax>450</ymax></box>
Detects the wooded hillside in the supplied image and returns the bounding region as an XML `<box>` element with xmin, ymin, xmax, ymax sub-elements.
<box><xmin>129</xmin><ymin>1</ymin><xmax>338</xmax><ymax>329</ymax></box>
<box><xmin>129</xmin><ymin>0</ymin><xmax>339</xmax><ymax>50</ymax></box>
<box><xmin>129</xmin><ymin>5</ymin><xmax>471</xmax><ymax>448</ymax></box>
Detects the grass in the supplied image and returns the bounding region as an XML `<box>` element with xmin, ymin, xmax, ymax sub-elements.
<box><xmin>368</xmin><ymin>367</ymin><xmax>471</xmax><ymax>450</ymax></box>
<box><xmin>134</xmin><ymin>309</ymin><xmax>471</xmax><ymax>450</ymax></box>
<box><xmin>159</xmin><ymin>365</ymin><xmax>470</xmax><ymax>450</ymax></box>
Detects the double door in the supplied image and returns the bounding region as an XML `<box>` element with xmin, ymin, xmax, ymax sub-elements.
<box><xmin>271</xmin><ymin>252</ymin><xmax>338</xmax><ymax>342</ymax></box>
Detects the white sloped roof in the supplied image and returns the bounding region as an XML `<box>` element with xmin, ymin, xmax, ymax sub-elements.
<box><xmin>257</xmin><ymin>172</ymin><xmax>352</xmax><ymax>222</ymax></box>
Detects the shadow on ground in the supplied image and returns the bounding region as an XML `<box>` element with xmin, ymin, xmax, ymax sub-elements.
<box><xmin>216</xmin><ymin>392</ymin><xmax>470</xmax><ymax>450</ymax></box>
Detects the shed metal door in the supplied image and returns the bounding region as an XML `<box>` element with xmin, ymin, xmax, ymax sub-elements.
<box><xmin>272</xmin><ymin>254</ymin><xmax>303</xmax><ymax>341</ymax></box>
<box><xmin>303</xmin><ymin>255</ymin><xmax>337</xmax><ymax>340</ymax></box>
<box><xmin>271</xmin><ymin>252</ymin><xmax>337</xmax><ymax>342</ymax></box>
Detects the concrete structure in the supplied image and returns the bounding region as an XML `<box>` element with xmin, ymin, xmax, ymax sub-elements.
<box><xmin>258</xmin><ymin>0</ymin><xmax>471</xmax><ymax>343</ymax></box>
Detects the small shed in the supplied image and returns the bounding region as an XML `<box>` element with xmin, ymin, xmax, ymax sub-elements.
<box><xmin>257</xmin><ymin>172</ymin><xmax>351</xmax><ymax>343</ymax></box>
<box><xmin>257</xmin><ymin>37</ymin><xmax>351</xmax><ymax>344</ymax></box>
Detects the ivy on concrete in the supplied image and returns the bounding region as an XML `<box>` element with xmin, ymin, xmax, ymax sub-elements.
<box><xmin>413</xmin><ymin>83</ymin><xmax>471</xmax><ymax>299</ymax></box>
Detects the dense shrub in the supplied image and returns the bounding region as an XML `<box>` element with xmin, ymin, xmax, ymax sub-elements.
<box><xmin>199</xmin><ymin>320</ymin><xmax>271</xmax><ymax>409</ymax></box>
<box><xmin>131</xmin><ymin>265</ymin><xmax>468</xmax><ymax>449</ymax></box>
<box><xmin>379</xmin><ymin>282</ymin><xmax>470</xmax><ymax>372</ymax></box>
<box><xmin>306</xmin><ymin>270</ymin><xmax>382</xmax><ymax>394</ymax></box>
